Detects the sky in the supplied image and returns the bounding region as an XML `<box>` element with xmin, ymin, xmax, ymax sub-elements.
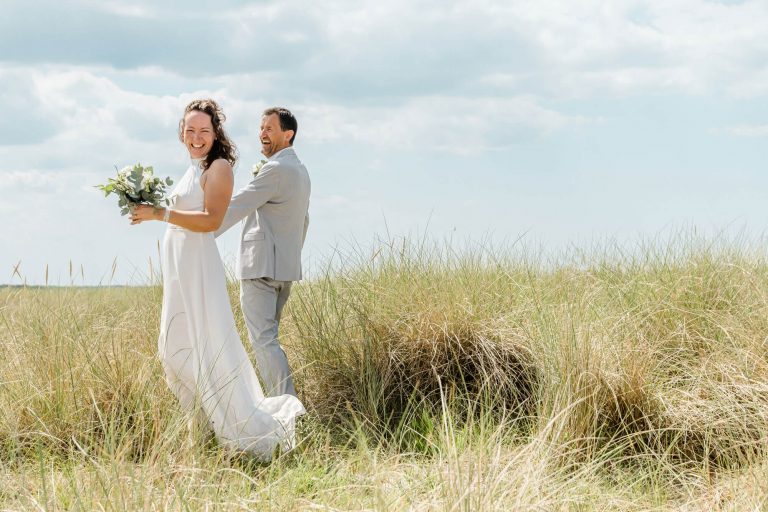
<box><xmin>2</xmin><ymin>0</ymin><xmax>768</xmax><ymax>285</ymax></box>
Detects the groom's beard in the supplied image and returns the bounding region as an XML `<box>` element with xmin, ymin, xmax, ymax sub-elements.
<box><xmin>262</xmin><ymin>142</ymin><xmax>287</xmax><ymax>158</ymax></box>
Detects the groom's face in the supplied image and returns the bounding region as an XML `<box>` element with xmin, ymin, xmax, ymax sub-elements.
<box><xmin>260</xmin><ymin>114</ymin><xmax>293</xmax><ymax>158</ymax></box>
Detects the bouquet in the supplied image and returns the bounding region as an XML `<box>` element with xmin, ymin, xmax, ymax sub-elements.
<box><xmin>97</xmin><ymin>163</ymin><xmax>173</xmax><ymax>216</ymax></box>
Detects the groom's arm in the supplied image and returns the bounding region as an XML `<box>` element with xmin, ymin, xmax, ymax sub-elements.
<box><xmin>214</xmin><ymin>162</ymin><xmax>281</xmax><ymax>238</ymax></box>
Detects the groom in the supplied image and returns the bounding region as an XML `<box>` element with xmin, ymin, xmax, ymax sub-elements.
<box><xmin>215</xmin><ymin>107</ymin><xmax>311</xmax><ymax>397</ymax></box>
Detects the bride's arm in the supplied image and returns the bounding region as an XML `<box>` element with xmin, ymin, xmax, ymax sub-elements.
<box><xmin>131</xmin><ymin>159</ymin><xmax>234</xmax><ymax>233</ymax></box>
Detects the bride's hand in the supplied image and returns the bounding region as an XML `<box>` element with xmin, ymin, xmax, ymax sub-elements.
<box><xmin>130</xmin><ymin>205</ymin><xmax>162</xmax><ymax>225</ymax></box>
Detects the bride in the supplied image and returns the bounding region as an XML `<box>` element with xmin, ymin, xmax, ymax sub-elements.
<box><xmin>131</xmin><ymin>99</ymin><xmax>304</xmax><ymax>459</ymax></box>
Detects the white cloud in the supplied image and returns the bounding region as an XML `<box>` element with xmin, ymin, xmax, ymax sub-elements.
<box><xmin>458</xmin><ymin>0</ymin><xmax>768</xmax><ymax>98</ymax></box>
<box><xmin>3</xmin><ymin>170</ymin><xmax>62</xmax><ymax>188</ymax></box>
<box><xmin>300</xmin><ymin>95</ymin><xmax>588</xmax><ymax>153</ymax></box>
<box><xmin>3</xmin><ymin>0</ymin><xmax>768</xmax><ymax>100</ymax></box>
<box><xmin>77</xmin><ymin>0</ymin><xmax>155</xmax><ymax>18</ymax></box>
<box><xmin>554</xmin><ymin>66</ymin><xmax>707</xmax><ymax>97</ymax></box>
<box><xmin>0</xmin><ymin>66</ymin><xmax>210</xmax><ymax>173</ymax></box>
<box><xmin>727</xmin><ymin>124</ymin><xmax>768</xmax><ymax>137</ymax></box>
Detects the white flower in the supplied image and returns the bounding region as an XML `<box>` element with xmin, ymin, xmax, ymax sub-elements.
<box><xmin>252</xmin><ymin>159</ymin><xmax>268</xmax><ymax>177</ymax></box>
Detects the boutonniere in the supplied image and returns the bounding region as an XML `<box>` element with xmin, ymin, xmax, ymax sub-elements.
<box><xmin>252</xmin><ymin>159</ymin><xmax>268</xmax><ymax>177</ymax></box>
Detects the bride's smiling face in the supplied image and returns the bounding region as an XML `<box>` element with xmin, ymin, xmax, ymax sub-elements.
<box><xmin>182</xmin><ymin>110</ymin><xmax>215</xmax><ymax>159</ymax></box>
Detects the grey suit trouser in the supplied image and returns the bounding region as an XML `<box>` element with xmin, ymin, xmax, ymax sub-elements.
<box><xmin>240</xmin><ymin>277</ymin><xmax>297</xmax><ymax>397</ymax></box>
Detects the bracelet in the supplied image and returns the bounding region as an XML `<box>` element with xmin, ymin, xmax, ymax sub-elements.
<box><xmin>163</xmin><ymin>208</ymin><xmax>172</xmax><ymax>223</ymax></box>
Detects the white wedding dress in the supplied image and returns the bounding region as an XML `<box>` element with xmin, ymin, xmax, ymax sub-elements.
<box><xmin>158</xmin><ymin>158</ymin><xmax>305</xmax><ymax>459</ymax></box>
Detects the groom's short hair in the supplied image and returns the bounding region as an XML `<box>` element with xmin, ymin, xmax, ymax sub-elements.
<box><xmin>263</xmin><ymin>107</ymin><xmax>297</xmax><ymax>145</ymax></box>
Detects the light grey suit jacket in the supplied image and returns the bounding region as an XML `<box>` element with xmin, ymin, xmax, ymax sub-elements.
<box><xmin>215</xmin><ymin>147</ymin><xmax>311</xmax><ymax>281</ymax></box>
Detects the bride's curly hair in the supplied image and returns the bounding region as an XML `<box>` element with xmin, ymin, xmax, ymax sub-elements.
<box><xmin>178</xmin><ymin>99</ymin><xmax>238</xmax><ymax>171</ymax></box>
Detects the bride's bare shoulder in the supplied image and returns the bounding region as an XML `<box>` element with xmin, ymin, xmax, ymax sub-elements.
<box><xmin>201</xmin><ymin>159</ymin><xmax>233</xmax><ymax>191</ymax></box>
<box><xmin>208</xmin><ymin>158</ymin><xmax>233</xmax><ymax>174</ymax></box>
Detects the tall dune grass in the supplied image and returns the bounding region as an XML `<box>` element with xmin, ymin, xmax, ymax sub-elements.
<box><xmin>2</xmin><ymin>232</ymin><xmax>768</xmax><ymax>509</ymax></box>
